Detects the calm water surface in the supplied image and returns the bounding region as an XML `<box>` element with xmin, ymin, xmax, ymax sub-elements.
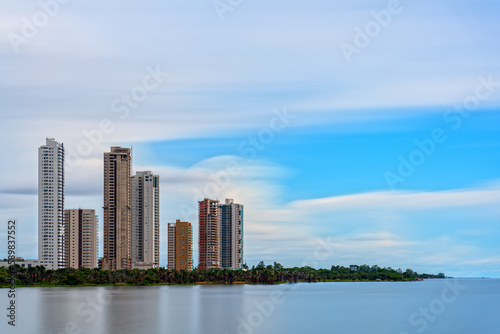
<box><xmin>2</xmin><ymin>279</ymin><xmax>499</xmax><ymax>334</ymax></box>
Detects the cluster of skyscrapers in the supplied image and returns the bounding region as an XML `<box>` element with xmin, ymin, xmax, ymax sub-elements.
<box><xmin>100</xmin><ymin>146</ymin><xmax>160</xmax><ymax>270</ymax></box>
<box><xmin>198</xmin><ymin>198</ymin><xmax>244</xmax><ymax>270</ymax></box>
<box><xmin>39</xmin><ymin>139</ymin><xmax>98</xmax><ymax>269</ymax></box>
<box><xmin>37</xmin><ymin>138</ymin><xmax>244</xmax><ymax>271</ymax></box>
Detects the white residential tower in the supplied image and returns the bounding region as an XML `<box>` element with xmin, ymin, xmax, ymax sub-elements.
<box><xmin>131</xmin><ymin>171</ymin><xmax>160</xmax><ymax>269</ymax></box>
<box><xmin>38</xmin><ymin>138</ymin><xmax>65</xmax><ymax>270</ymax></box>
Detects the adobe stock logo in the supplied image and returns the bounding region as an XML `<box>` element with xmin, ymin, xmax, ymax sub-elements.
<box><xmin>339</xmin><ymin>0</ymin><xmax>404</xmax><ymax>63</ymax></box>
<box><xmin>65</xmin><ymin>65</ymin><xmax>168</xmax><ymax>173</ymax></box>
<box><xmin>224</xmin><ymin>237</ymin><xmax>335</xmax><ymax>334</ymax></box>
<box><xmin>385</xmin><ymin>75</ymin><xmax>499</xmax><ymax>190</ymax></box>
<box><xmin>7</xmin><ymin>0</ymin><xmax>71</xmax><ymax>53</ymax></box>
<box><xmin>230</xmin><ymin>291</ymin><xmax>286</xmax><ymax>334</ymax></box>
<box><xmin>213</xmin><ymin>0</ymin><xmax>243</xmax><ymax>21</ymax></box>
<box><xmin>400</xmin><ymin>279</ymin><xmax>467</xmax><ymax>334</ymax></box>
<box><xmin>178</xmin><ymin>106</ymin><xmax>294</xmax><ymax>221</ymax></box>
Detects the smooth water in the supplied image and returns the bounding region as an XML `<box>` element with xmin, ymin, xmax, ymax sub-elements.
<box><xmin>1</xmin><ymin>279</ymin><xmax>499</xmax><ymax>334</ymax></box>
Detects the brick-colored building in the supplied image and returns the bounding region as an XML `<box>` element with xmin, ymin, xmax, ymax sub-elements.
<box><xmin>168</xmin><ymin>220</ymin><xmax>193</xmax><ymax>270</ymax></box>
<box><xmin>198</xmin><ymin>198</ymin><xmax>221</xmax><ymax>269</ymax></box>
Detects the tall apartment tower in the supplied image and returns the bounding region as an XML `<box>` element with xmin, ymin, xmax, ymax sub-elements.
<box><xmin>131</xmin><ymin>171</ymin><xmax>160</xmax><ymax>269</ymax></box>
<box><xmin>220</xmin><ymin>199</ymin><xmax>244</xmax><ymax>269</ymax></box>
<box><xmin>167</xmin><ymin>220</ymin><xmax>193</xmax><ymax>271</ymax></box>
<box><xmin>38</xmin><ymin>138</ymin><xmax>65</xmax><ymax>270</ymax></box>
<box><xmin>198</xmin><ymin>198</ymin><xmax>221</xmax><ymax>269</ymax></box>
<box><xmin>64</xmin><ymin>209</ymin><xmax>98</xmax><ymax>269</ymax></box>
<box><xmin>168</xmin><ymin>223</ymin><xmax>176</xmax><ymax>270</ymax></box>
<box><xmin>101</xmin><ymin>146</ymin><xmax>132</xmax><ymax>270</ymax></box>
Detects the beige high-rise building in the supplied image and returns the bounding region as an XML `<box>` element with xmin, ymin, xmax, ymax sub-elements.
<box><xmin>100</xmin><ymin>146</ymin><xmax>132</xmax><ymax>270</ymax></box>
<box><xmin>131</xmin><ymin>171</ymin><xmax>160</xmax><ymax>269</ymax></box>
<box><xmin>168</xmin><ymin>220</ymin><xmax>193</xmax><ymax>271</ymax></box>
<box><xmin>64</xmin><ymin>209</ymin><xmax>98</xmax><ymax>269</ymax></box>
<box><xmin>198</xmin><ymin>199</ymin><xmax>221</xmax><ymax>269</ymax></box>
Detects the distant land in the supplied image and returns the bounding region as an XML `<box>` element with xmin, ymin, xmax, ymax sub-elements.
<box><xmin>448</xmin><ymin>277</ymin><xmax>490</xmax><ymax>279</ymax></box>
<box><xmin>1</xmin><ymin>262</ymin><xmax>445</xmax><ymax>287</ymax></box>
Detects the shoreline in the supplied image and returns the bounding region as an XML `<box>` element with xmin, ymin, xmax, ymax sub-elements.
<box><xmin>1</xmin><ymin>278</ymin><xmax>436</xmax><ymax>289</ymax></box>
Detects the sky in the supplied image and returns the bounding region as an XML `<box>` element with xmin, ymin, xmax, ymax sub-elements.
<box><xmin>0</xmin><ymin>0</ymin><xmax>499</xmax><ymax>277</ymax></box>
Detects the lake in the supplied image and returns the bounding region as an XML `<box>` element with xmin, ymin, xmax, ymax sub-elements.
<box><xmin>2</xmin><ymin>279</ymin><xmax>499</xmax><ymax>333</ymax></box>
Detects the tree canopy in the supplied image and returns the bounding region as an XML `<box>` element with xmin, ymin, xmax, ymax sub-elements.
<box><xmin>0</xmin><ymin>263</ymin><xmax>445</xmax><ymax>287</ymax></box>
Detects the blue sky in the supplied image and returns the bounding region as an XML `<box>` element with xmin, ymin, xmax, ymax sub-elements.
<box><xmin>141</xmin><ymin>110</ymin><xmax>500</xmax><ymax>199</ymax></box>
<box><xmin>0</xmin><ymin>0</ymin><xmax>499</xmax><ymax>277</ymax></box>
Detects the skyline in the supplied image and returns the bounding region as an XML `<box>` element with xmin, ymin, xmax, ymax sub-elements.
<box><xmin>5</xmin><ymin>136</ymin><xmax>500</xmax><ymax>276</ymax></box>
<box><xmin>1</xmin><ymin>0</ymin><xmax>499</xmax><ymax>277</ymax></box>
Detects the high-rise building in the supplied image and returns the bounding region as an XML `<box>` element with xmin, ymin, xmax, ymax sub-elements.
<box><xmin>198</xmin><ymin>198</ymin><xmax>221</xmax><ymax>269</ymax></box>
<box><xmin>220</xmin><ymin>199</ymin><xmax>244</xmax><ymax>269</ymax></box>
<box><xmin>167</xmin><ymin>223</ymin><xmax>176</xmax><ymax>270</ymax></box>
<box><xmin>64</xmin><ymin>209</ymin><xmax>98</xmax><ymax>269</ymax></box>
<box><xmin>38</xmin><ymin>138</ymin><xmax>65</xmax><ymax>270</ymax></box>
<box><xmin>131</xmin><ymin>171</ymin><xmax>160</xmax><ymax>269</ymax></box>
<box><xmin>101</xmin><ymin>146</ymin><xmax>132</xmax><ymax>270</ymax></box>
<box><xmin>167</xmin><ymin>220</ymin><xmax>193</xmax><ymax>271</ymax></box>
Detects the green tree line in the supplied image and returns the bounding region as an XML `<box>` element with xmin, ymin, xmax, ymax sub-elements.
<box><xmin>0</xmin><ymin>262</ymin><xmax>445</xmax><ymax>287</ymax></box>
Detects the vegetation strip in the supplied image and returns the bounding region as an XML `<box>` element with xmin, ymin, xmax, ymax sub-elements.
<box><xmin>1</xmin><ymin>262</ymin><xmax>445</xmax><ymax>287</ymax></box>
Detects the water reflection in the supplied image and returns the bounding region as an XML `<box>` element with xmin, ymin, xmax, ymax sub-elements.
<box><xmin>1</xmin><ymin>280</ymin><xmax>498</xmax><ymax>334</ymax></box>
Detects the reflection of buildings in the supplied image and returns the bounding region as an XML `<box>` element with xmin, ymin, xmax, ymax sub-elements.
<box><xmin>64</xmin><ymin>209</ymin><xmax>98</xmax><ymax>269</ymax></box>
<box><xmin>131</xmin><ymin>171</ymin><xmax>160</xmax><ymax>269</ymax></box>
<box><xmin>198</xmin><ymin>198</ymin><xmax>221</xmax><ymax>269</ymax></box>
<box><xmin>221</xmin><ymin>199</ymin><xmax>244</xmax><ymax>269</ymax></box>
<box><xmin>38</xmin><ymin>138</ymin><xmax>65</xmax><ymax>270</ymax></box>
<box><xmin>167</xmin><ymin>220</ymin><xmax>193</xmax><ymax>270</ymax></box>
<box><xmin>101</xmin><ymin>146</ymin><xmax>132</xmax><ymax>270</ymax></box>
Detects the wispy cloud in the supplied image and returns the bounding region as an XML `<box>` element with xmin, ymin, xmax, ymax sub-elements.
<box><xmin>291</xmin><ymin>187</ymin><xmax>500</xmax><ymax>211</ymax></box>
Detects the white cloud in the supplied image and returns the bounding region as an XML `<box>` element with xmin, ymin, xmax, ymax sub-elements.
<box><xmin>239</xmin><ymin>180</ymin><xmax>500</xmax><ymax>275</ymax></box>
<box><xmin>291</xmin><ymin>187</ymin><xmax>500</xmax><ymax>211</ymax></box>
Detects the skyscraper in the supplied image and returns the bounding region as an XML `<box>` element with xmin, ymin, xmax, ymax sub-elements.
<box><xmin>101</xmin><ymin>146</ymin><xmax>132</xmax><ymax>270</ymax></box>
<box><xmin>38</xmin><ymin>138</ymin><xmax>65</xmax><ymax>270</ymax></box>
<box><xmin>198</xmin><ymin>198</ymin><xmax>221</xmax><ymax>269</ymax></box>
<box><xmin>167</xmin><ymin>220</ymin><xmax>193</xmax><ymax>271</ymax></box>
<box><xmin>64</xmin><ymin>209</ymin><xmax>98</xmax><ymax>269</ymax></box>
<box><xmin>220</xmin><ymin>199</ymin><xmax>244</xmax><ymax>269</ymax></box>
<box><xmin>167</xmin><ymin>223</ymin><xmax>176</xmax><ymax>270</ymax></box>
<box><xmin>131</xmin><ymin>171</ymin><xmax>160</xmax><ymax>269</ymax></box>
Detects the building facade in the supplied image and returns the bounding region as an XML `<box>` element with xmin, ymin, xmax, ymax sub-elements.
<box><xmin>38</xmin><ymin>138</ymin><xmax>65</xmax><ymax>270</ymax></box>
<box><xmin>167</xmin><ymin>220</ymin><xmax>193</xmax><ymax>271</ymax></box>
<box><xmin>131</xmin><ymin>171</ymin><xmax>160</xmax><ymax>269</ymax></box>
<box><xmin>167</xmin><ymin>223</ymin><xmax>176</xmax><ymax>270</ymax></box>
<box><xmin>0</xmin><ymin>258</ymin><xmax>40</xmax><ymax>269</ymax></box>
<box><xmin>64</xmin><ymin>209</ymin><xmax>98</xmax><ymax>269</ymax></box>
<box><xmin>101</xmin><ymin>146</ymin><xmax>132</xmax><ymax>270</ymax></box>
<box><xmin>220</xmin><ymin>199</ymin><xmax>244</xmax><ymax>269</ymax></box>
<box><xmin>198</xmin><ymin>198</ymin><xmax>221</xmax><ymax>269</ymax></box>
